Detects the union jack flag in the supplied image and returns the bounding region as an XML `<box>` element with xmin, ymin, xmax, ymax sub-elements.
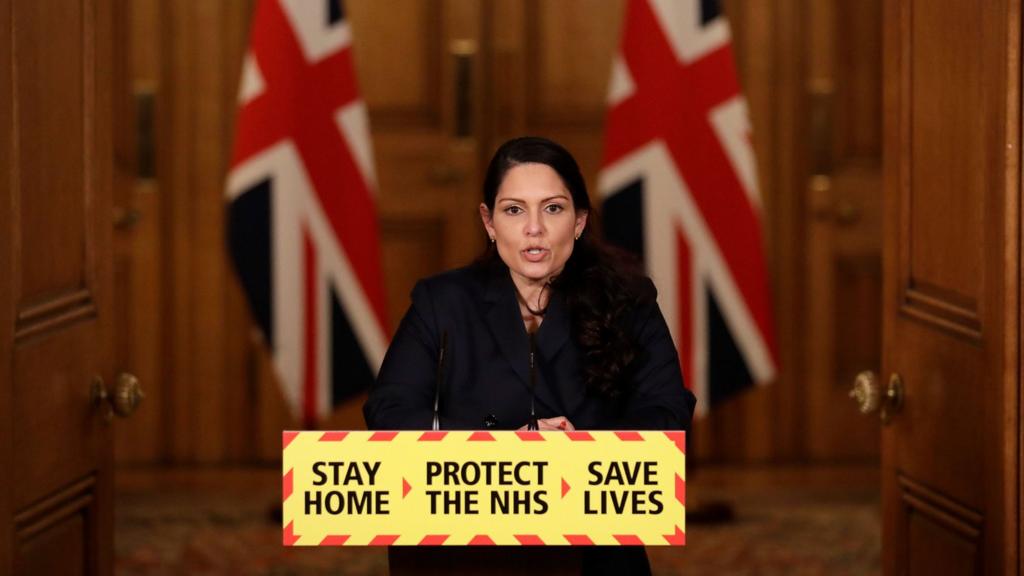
<box><xmin>599</xmin><ymin>0</ymin><xmax>778</xmax><ymax>415</ymax></box>
<box><xmin>226</xmin><ymin>0</ymin><xmax>388</xmax><ymax>426</ymax></box>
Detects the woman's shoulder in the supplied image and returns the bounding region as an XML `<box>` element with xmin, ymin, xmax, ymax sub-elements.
<box><xmin>631</xmin><ymin>274</ymin><xmax>658</xmax><ymax>302</ymax></box>
<box><xmin>410</xmin><ymin>264</ymin><xmax>489</xmax><ymax>304</ymax></box>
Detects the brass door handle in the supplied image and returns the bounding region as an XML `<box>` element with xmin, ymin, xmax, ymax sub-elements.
<box><xmin>450</xmin><ymin>39</ymin><xmax>476</xmax><ymax>140</ymax></box>
<box><xmin>850</xmin><ymin>371</ymin><xmax>904</xmax><ymax>424</ymax></box>
<box><xmin>112</xmin><ymin>373</ymin><xmax>145</xmax><ymax>417</ymax></box>
<box><xmin>91</xmin><ymin>373</ymin><xmax>145</xmax><ymax>422</ymax></box>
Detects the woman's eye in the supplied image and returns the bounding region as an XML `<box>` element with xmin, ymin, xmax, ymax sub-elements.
<box><xmin>545</xmin><ymin>204</ymin><xmax>564</xmax><ymax>214</ymax></box>
<box><xmin>504</xmin><ymin>206</ymin><xmax>523</xmax><ymax>215</ymax></box>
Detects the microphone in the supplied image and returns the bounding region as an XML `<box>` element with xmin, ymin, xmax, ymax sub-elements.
<box><xmin>528</xmin><ymin>332</ymin><xmax>539</xmax><ymax>431</ymax></box>
<box><xmin>433</xmin><ymin>331</ymin><xmax>448</xmax><ymax>431</ymax></box>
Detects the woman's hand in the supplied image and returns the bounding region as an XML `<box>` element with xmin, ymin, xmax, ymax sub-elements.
<box><xmin>518</xmin><ymin>416</ymin><xmax>575</xmax><ymax>431</ymax></box>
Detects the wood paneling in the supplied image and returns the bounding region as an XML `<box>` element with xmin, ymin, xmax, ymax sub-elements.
<box><xmin>156</xmin><ymin>0</ymin><xmax>263</xmax><ymax>463</ymax></box>
<box><xmin>801</xmin><ymin>0</ymin><xmax>883</xmax><ymax>462</ymax></box>
<box><xmin>905</xmin><ymin>0</ymin><xmax>986</xmax><ymax>320</ymax></box>
<box><xmin>835</xmin><ymin>0</ymin><xmax>881</xmax><ymax>160</ymax></box>
<box><xmin>14</xmin><ymin>0</ymin><xmax>88</xmax><ymax>300</ymax></box>
<box><xmin>13</xmin><ymin>326</ymin><xmax>105</xmax><ymax>507</ymax></box>
<box><xmin>3</xmin><ymin>0</ymin><xmax>116</xmax><ymax>572</ymax></box>
<box><xmin>883</xmin><ymin>0</ymin><xmax>1019</xmax><ymax>571</ymax></box>
<box><xmin>347</xmin><ymin>0</ymin><xmax>441</xmax><ymax>125</ymax></box>
<box><xmin>380</xmin><ymin>215</ymin><xmax>445</xmax><ymax>332</ymax></box>
<box><xmin>14</xmin><ymin>476</ymin><xmax>97</xmax><ymax>576</ymax></box>
<box><xmin>525</xmin><ymin>0</ymin><xmax>623</xmax><ymax>127</ymax></box>
<box><xmin>490</xmin><ymin>0</ymin><xmax>623</xmax><ymax>186</ymax></box>
<box><xmin>16</xmin><ymin>514</ymin><xmax>87</xmax><ymax>576</ymax></box>
<box><xmin>899</xmin><ymin>474</ymin><xmax>983</xmax><ymax>575</ymax></box>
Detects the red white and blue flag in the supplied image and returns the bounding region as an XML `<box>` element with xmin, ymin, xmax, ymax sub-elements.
<box><xmin>599</xmin><ymin>0</ymin><xmax>778</xmax><ymax>415</ymax></box>
<box><xmin>226</xmin><ymin>0</ymin><xmax>388</xmax><ymax>426</ymax></box>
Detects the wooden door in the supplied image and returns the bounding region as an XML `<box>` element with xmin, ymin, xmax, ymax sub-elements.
<box><xmin>803</xmin><ymin>0</ymin><xmax>883</xmax><ymax>461</ymax></box>
<box><xmin>881</xmin><ymin>0</ymin><xmax>1019</xmax><ymax>573</ymax></box>
<box><xmin>483</xmin><ymin>0</ymin><xmax>624</xmax><ymax>185</ymax></box>
<box><xmin>348</xmin><ymin>0</ymin><xmax>487</xmax><ymax>333</ymax></box>
<box><xmin>0</xmin><ymin>0</ymin><xmax>117</xmax><ymax>574</ymax></box>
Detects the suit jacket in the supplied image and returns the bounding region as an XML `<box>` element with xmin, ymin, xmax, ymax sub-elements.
<box><xmin>364</xmin><ymin>261</ymin><xmax>696</xmax><ymax>432</ymax></box>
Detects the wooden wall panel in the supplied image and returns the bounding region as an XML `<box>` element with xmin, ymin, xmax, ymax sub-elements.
<box><xmin>347</xmin><ymin>0</ymin><xmax>441</xmax><ymax>124</ymax></box>
<box><xmin>800</xmin><ymin>0</ymin><xmax>883</xmax><ymax>463</ymax></box>
<box><xmin>155</xmin><ymin>0</ymin><xmax>268</xmax><ymax>464</ymax></box>
<box><xmin>113</xmin><ymin>0</ymin><xmax>160</xmax><ymax>464</ymax></box>
<box><xmin>527</xmin><ymin>0</ymin><xmax>623</xmax><ymax>126</ymax></box>
<box><xmin>835</xmin><ymin>0</ymin><xmax>882</xmax><ymax>159</ymax></box>
<box><xmin>191</xmin><ymin>0</ymin><xmax>229</xmax><ymax>463</ymax></box>
<box><xmin>905</xmin><ymin>0</ymin><xmax>986</xmax><ymax>319</ymax></box>
<box><xmin>364</xmin><ymin>0</ymin><xmax>487</xmax><ymax>331</ymax></box>
<box><xmin>491</xmin><ymin>0</ymin><xmax>623</xmax><ymax>186</ymax></box>
<box><xmin>15</xmin><ymin>0</ymin><xmax>87</xmax><ymax>300</ymax></box>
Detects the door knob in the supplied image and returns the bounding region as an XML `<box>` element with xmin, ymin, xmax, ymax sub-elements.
<box><xmin>91</xmin><ymin>373</ymin><xmax>144</xmax><ymax>422</ymax></box>
<box><xmin>850</xmin><ymin>371</ymin><xmax>904</xmax><ymax>424</ymax></box>
<box><xmin>111</xmin><ymin>372</ymin><xmax>144</xmax><ymax>417</ymax></box>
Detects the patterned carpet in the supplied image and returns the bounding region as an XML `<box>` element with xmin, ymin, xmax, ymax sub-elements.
<box><xmin>115</xmin><ymin>466</ymin><xmax>879</xmax><ymax>575</ymax></box>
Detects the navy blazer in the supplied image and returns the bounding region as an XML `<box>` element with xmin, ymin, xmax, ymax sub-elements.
<box><xmin>364</xmin><ymin>261</ymin><xmax>695</xmax><ymax>432</ymax></box>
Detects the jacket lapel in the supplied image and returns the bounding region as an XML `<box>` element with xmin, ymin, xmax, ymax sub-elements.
<box><xmin>534</xmin><ymin>292</ymin><xmax>584</xmax><ymax>416</ymax></box>
<box><xmin>483</xmin><ymin>263</ymin><xmax>563</xmax><ymax>415</ymax></box>
<box><xmin>534</xmin><ymin>291</ymin><xmax>569</xmax><ymax>361</ymax></box>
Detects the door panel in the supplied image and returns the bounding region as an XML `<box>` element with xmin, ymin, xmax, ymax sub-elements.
<box><xmin>13</xmin><ymin>328</ymin><xmax>105</xmax><ymax>508</ymax></box>
<box><xmin>489</xmin><ymin>0</ymin><xmax>624</xmax><ymax>186</ymax></box>
<box><xmin>1</xmin><ymin>0</ymin><xmax>115</xmax><ymax>573</ymax></box>
<box><xmin>14</xmin><ymin>0</ymin><xmax>89</xmax><ymax>297</ymax></box>
<box><xmin>345</xmin><ymin>0</ymin><xmax>483</xmax><ymax>335</ymax></box>
<box><xmin>804</xmin><ymin>0</ymin><xmax>882</xmax><ymax>461</ymax></box>
<box><xmin>882</xmin><ymin>0</ymin><xmax>1019</xmax><ymax>573</ymax></box>
<box><xmin>14</xmin><ymin>476</ymin><xmax>99</xmax><ymax>576</ymax></box>
<box><xmin>899</xmin><ymin>474</ymin><xmax>983</xmax><ymax>574</ymax></box>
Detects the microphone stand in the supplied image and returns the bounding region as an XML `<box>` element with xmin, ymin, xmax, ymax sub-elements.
<box><xmin>528</xmin><ymin>332</ymin><xmax>539</xmax><ymax>431</ymax></box>
<box><xmin>432</xmin><ymin>331</ymin><xmax>447</xmax><ymax>431</ymax></box>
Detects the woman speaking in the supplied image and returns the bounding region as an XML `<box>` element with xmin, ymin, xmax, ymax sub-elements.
<box><xmin>364</xmin><ymin>136</ymin><xmax>695</xmax><ymax>574</ymax></box>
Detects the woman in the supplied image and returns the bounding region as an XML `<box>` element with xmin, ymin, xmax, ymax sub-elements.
<box><xmin>364</xmin><ymin>136</ymin><xmax>695</xmax><ymax>574</ymax></box>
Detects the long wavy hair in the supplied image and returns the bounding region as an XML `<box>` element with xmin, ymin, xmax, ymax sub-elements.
<box><xmin>478</xmin><ymin>136</ymin><xmax>652</xmax><ymax>401</ymax></box>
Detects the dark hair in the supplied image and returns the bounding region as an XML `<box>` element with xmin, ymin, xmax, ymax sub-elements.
<box><xmin>480</xmin><ymin>136</ymin><xmax>652</xmax><ymax>401</ymax></box>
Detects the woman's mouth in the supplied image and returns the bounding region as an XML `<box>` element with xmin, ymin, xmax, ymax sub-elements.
<box><xmin>522</xmin><ymin>248</ymin><xmax>548</xmax><ymax>263</ymax></box>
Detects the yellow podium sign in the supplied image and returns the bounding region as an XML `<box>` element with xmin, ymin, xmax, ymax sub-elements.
<box><xmin>282</xmin><ymin>430</ymin><xmax>685</xmax><ymax>546</ymax></box>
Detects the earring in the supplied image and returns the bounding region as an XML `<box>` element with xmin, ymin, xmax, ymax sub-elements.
<box><xmin>490</xmin><ymin>236</ymin><xmax>495</xmax><ymax>243</ymax></box>
<box><xmin>575</xmin><ymin>233</ymin><xmax>581</xmax><ymax>241</ymax></box>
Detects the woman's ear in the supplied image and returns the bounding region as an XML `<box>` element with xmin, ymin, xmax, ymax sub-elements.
<box><xmin>575</xmin><ymin>209</ymin><xmax>589</xmax><ymax>238</ymax></box>
<box><xmin>479</xmin><ymin>203</ymin><xmax>495</xmax><ymax>241</ymax></box>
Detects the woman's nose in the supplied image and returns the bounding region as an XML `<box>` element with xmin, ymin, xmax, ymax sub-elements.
<box><xmin>524</xmin><ymin>213</ymin><xmax>543</xmax><ymax>236</ymax></box>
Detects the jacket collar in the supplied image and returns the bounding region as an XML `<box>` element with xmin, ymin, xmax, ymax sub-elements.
<box><xmin>483</xmin><ymin>261</ymin><xmax>571</xmax><ymax>414</ymax></box>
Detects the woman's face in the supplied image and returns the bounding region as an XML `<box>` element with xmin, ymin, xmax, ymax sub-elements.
<box><xmin>480</xmin><ymin>163</ymin><xmax>588</xmax><ymax>287</ymax></box>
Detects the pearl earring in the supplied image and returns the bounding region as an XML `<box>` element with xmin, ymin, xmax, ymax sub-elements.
<box><xmin>490</xmin><ymin>236</ymin><xmax>495</xmax><ymax>243</ymax></box>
